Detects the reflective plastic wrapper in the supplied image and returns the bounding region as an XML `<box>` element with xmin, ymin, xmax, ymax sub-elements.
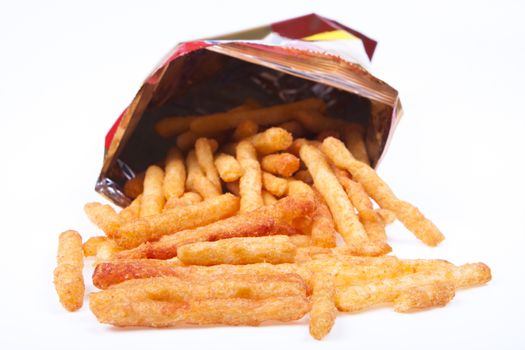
<box><xmin>96</xmin><ymin>13</ymin><xmax>403</xmax><ymax>206</ymax></box>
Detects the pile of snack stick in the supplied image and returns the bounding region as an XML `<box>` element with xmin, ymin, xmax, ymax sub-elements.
<box><xmin>54</xmin><ymin>98</ymin><xmax>491</xmax><ymax>340</ymax></box>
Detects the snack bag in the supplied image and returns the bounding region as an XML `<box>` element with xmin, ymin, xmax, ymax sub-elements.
<box><xmin>97</xmin><ymin>13</ymin><xmax>402</xmax><ymax>206</ymax></box>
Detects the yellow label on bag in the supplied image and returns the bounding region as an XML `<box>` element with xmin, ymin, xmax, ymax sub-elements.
<box><xmin>303</xmin><ymin>30</ymin><xmax>358</xmax><ymax>41</ymax></box>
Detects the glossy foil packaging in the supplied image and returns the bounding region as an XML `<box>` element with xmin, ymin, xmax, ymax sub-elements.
<box><xmin>97</xmin><ymin>13</ymin><xmax>402</xmax><ymax>206</ymax></box>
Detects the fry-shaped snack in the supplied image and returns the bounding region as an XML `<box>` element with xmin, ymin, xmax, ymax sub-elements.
<box><xmin>95</xmin><ymin>239</ymin><xmax>122</xmax><ymax>264</ymax></box>
<box><xmin>294</xmin><ymin>170</ymin><xmax>313</xmax><ymax>184</ymax></box>
<box><xmin>190</xmin><ymin>98</ymin><xmax>324</xmax><ymax>135</ymax></box>
<box><xmin>123</xmin><ymin>172</ymin><xmax>145</xmax><ymax>199</ymax></box>
<box><xmin>293</xmin><ymin>110</ymin><xmax>346</xmax><ymax>133</ymax></box>
<box><xmin>310</xmin><ymin>272</ymin><xmax>337</xmax><ymax>340</ymax></box>
<box><xmin>376</xmin><ymin>208</ymin><xmax>396</xmax><ymax>225</ymax></box>
<box><xmin>289</xmin><ymin>234</ymin><xmax>312</xmax><ymax>248</ymax></box>
<box><xmin>393</xmin><ymin>282</ymin><xmax>456</xmax><ymax>313</ymax></box>
<box><xmin>214</xmin><ymin>153</ymin><xmax>242</xmax><ymax>182</ymax></box>
<box><xmin>278</xmin><ymin>120</ymin><xmax>306</xmax><ymax>138</ymax></box>
<box><xmin>155</xmin><ymin>115</ymin><xmax>198</xmax><ymax>138</ymax></box>
<box><xmin>262</xmin><ymin>171</ymin><xmax>288</xmax><ymax>197</ymax></box>
<box><xmin>54</xmin><ymin>230</ymin><xmax>84</xmax><ymax>311</ymax></box>
<box><xmin>163</xmin><ymin>147</ymin><xmax>186</xmax><ymax>199</ymax></box>
<box><xmin>310</xmin><ymin>190</ymin><xmax>337</xmax><ymax>248</ymax></box>
<box><xmin>335</xmin><ymin>270</ymin><xmax>452</xmax><ymax>312</ymax></box>
<box><xmin>82</xmin><ymin>236</ymin><xmax>108</xmax><ymax>257</ymax></box>
<box><xmin>164</xmin><ymin>192</ymin><xmax>202</xmax><ymax>211</ymax></box>
<box><xmin>262</xmin><ymin>190</ymin><xmax>278</xmax><ymax>205</ymax></box>
<box><xmin>333</xmin><ymin>168</ymin><xmax>386</xmax><ymax>242</ymax></box>
<box><xmin>287</xmin><ymin>179</ymin><xmax>314</xmax><ymax>196</ymax></box>
<box><xmin>93</xmin><ymin>259</ymin><xmax>309</xmax><ymax>289</ymax></box>
<box><xmin>176</xmin><ymin>130</ymin><xmax>199</xmax><ymax>152</ymax></box>
<box><xmin>186</xmin><ymin>151</ymin><xmax>222</xmax><ymax>199</ymax></box>
<box><xmin>321</xmin><ymin>137</ymin><xmax>444</xmax><ymax>246</ymax></box>
<box><xmin>250</xmin><ymin>127</ymin><xmax>293</xmax><ymax>155</ymax></box>
<box><xmin>342</xmin><ymin>124</ymin><xmax>370</xmax><ymax>165</ymax></box>
<box><xmin>140</xmin><ymin>165</ymin><xmax>165</xmax><ymax>217</ymax></box>
<box><xmin>300</xmin><ymin>144</ymin><xmax>368</xmax><ymax>244</ymax></box>
<box><xmin>119</xmin><ymin>195</ymin><xmax>142</xmax><ymax>222</ymax></box>
<box><xmin>261</xmin><ymin>153</ymin><xmax>300</xmax><ymax>177</ymax></box>
<box><xmin>84</xmin><ymin>202</ymin><xmax>121</xmax><ymax>237</ymax></box>
<box><xmin>195</xmin><ymin>138</ymin><xmax>221</xmax><ymax>191</ymax></box>
<box><xmin>116</xmin><ymin>194</ymin><xmax>314</xmax><ymax>259</ymax></box>
<box><xmin>237</xmin><ymin>140</ymin><xmax>263</xmax><ymax>212</ymax></box>
<box><xmin>115</xmin><ymin>193</ymin><xmax>239</xmax><ymax>248</ymax></box>
<box><xmin>296</xmin><ymin>240</ymin><xmax>391</xmax><ymax>262</ymax></box>
<box><xmin>233</xmin><ymin>119</ymin><xmax>259</xmax><ymax>141</ymax></box>
<box><xmin>177</xmin><ymin>235</ymin><xmax>297</xmax><ymax>266</ymax></box>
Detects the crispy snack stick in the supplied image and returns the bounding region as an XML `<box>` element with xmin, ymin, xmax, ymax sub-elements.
<box><xmin>300</xmin><ymin>144</ymin><xmax>368</xmax><ymax>244</ymax></box>
<box><xmin>293</xmin><ymin>110</ymin><xmax>347</xmax><ymax>133</ymax></box>
<box><xmin>295</xmin><ymin>240</ymin><xmax>391</xmax><ymax>261</ymax></box>
<box><xmin>95</xmin><ymin>239</ymin><xmax>122</xmax><ymax>264</ymax></box>
<box><xmin>310</xmin><ymin>272</ymin><xmax>337</xmax><ymax>340</ymax></box>
<box><xmin>195</xmin><ymin>138</ymin><xmax>221</xmax><ymax>192</ymax></box>
<box><xmin>164</xmin><ymin>192</ymin><xmax>202</xmax><ymax>211</ymax></box>
<box><xmin>186</xmin><ymin>151</ymin><xmax>222</xmax><ymax>199</ymax></box>
<box><xmin>250</xmin><ymin>127</ymin><xmax>293</xmax><ymax>155</ymax></box>
<box><xmin>321</xmin><ymin>137</ymin><xmax>444</xmax><ymax>246</ymax></box>
<box><xmin>278</xmin><ymin>120</ymin><xmax>306</xmax><ymax>138</ymax></box>
<box><xmin>155</xmin><ymin>115</ymin><xmax>199</xmax><ymax>138</ymax></box>
<box><xmin>123</xmin><ymin>172</ymin><xmax>145</xmax><ymax>199</ymax></box>
<box><xmin>310</xmin><ymin>189</ymin><xmax>337</xmax><ymax>248</ymax></box>
<box><xmin>190</xmin><ymin>98</ymin><xmax>324</xmax><ymax>135</ymax></box>
<box><xmin>119</xmin><ymin>195</ymin><xmax>142</xmax><ymax>222</ymax></box>
<box><xmin>91</xmin><ymin>292</ymin><xmax>309</xmax><ymax>328</ymax></box>
<box><xmin>261</xmin><ymin>153</ymin><xmax>300</xmax><ymax>177</ymax></box>
<box><xmin>214</xmin><ymin>153</ymin><xmax>243</xmax><ymax>182</ymax></box>
<box><xmin>262</xmin><ymin>190</ymin><xmax>278</xmax><ymax>205</ymax></box>
<box><xmin>237</xmin><ymin>140</ymin><xmax>263</xmax><ymax>212</ymax></box>
<box><xmin>84</xmin><ymin>202</ymin><xmax>122</xmax><ymax>237</ymax></box>
<box><xmin>262</xmin><ymin>171</ymin><xmax>288</xmax><ymax>197</ymax></box>
<box><xmin>115</xmin><ymin>194</ymin><xmax>315</xmax><ymax>259</ymax></box>
<box><xmin>93</xmin><ymin>260</ymin><xmax>309</xmax><ymax>289</ymax></box>
<box><xmin>176</xmin><ymin>130</ymin><xmax>199</xmax><ymax>152</ymax></box>
<box><xmin>140</xmin><ymin>165</ymin><xmax>165</xmax><ymax>217</ymax></box>
<box><xmin>233</xmin><ymin>119</ymin><xmax>259</xmax><ymax>141</ymax></box>
<box><xmin>288</xmin><ymin>234</ymin><xmax>312</xmax><ymax>247</ymax></box>
<box><xmin>287</xmin><ymin>179</ymin><xmax>314</xmax><ymax>196</ymax></box>
<box><xmin>294</xmin><ymin>170</ymin><xmax>313</xmax><ymax>184</ymax></box>
<box><xmin>177</xmin><ymin>235</ymin><xmax>297</xmax><ymax>266</ymax></box>
<box><xmin>376</xmin><ymin>208</ymin><xmax>396</xmax><ymax>225</ymax></box>
<box><xmin>393</xmin><ymin>281</ymin><xmax>456</xmax><ymax>313</ymax></box>
<box><xmin>82</xmin><ymin>236</ymin><xmax>108</xmax><ymax>257</ymax></box>
<box><xmin>53</xmin><ymin>230</ymin><xmax>84</xmax><ymax>311</ymax></box>
<box><xmin>342</xmin><ymin>124</ymin><xmax>370</xmax><ymax>165</ymax></box>
<box><xmin>332</xmin><ymin>167</ymin><xmax>387</xmax><ymax>242</ymax></box>
<box><xmin>114</xmin><ymin>193</ymin><xmax>239</xmax><ymax>249</ymax></box>
<box><xmin>163</xmin><ymin>147</ymin><xmax>186</xmax><ymax>200</ymax></box>
<box><xmin>335</xmin><ymin>270</ymin><xmax>455</xmax><ymax>312</ymax></box>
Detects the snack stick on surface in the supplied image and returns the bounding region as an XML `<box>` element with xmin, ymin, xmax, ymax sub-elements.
<box><xmin>84</xmin><ymin>202</ymin><xmax>122</xmax><ymax>237</ymax></box>
<box><xmin>140</xmin><ymin>165</ymin><xmax>165</xmax><ymax>217</ymax></box>
<box><xmin>261</xmin><ymin>153</ymin><xmax>300</xmax><ymax>177</ymax></box>
<box><xmin>299</xmin><ymin>144</ymin><xmax>368</xmax><ymax>244</ymax></box>
<box><xmin>91</xmin><ymin>293</ymin><xmax>309</xmax><ymax>328</ymax></box>
<box><xmin>321</xmin><ymin>137</ymin><xmax>444</xmax><ymax>246</ymax></box>
<box><xmin>190</xmin><ymin>98</ymin><xmax>324</xmax><ymax>135</ymax></box>
<box><xmin>164</xmin><ymin>192</ymin><xmax>202</xmax><ymax>211</ymax></box>
<box><xmin>186</xmin><ymin>151</ymin><xmax>222</xmax><ymax>199</ymax></box>
<box><xmin>115</xmin><ymin>193</ymin><xmax>239</xmax><ymax>249</ymax></box>
<box><xmin>177</xmin><ymin>235</ymin><xmax>297</xmax><ymax>265</ymax></box>
<box><xmin>163</xmin><ymin>147</ymin><xmax>186</xmax><ymax>199</ymax></box>
<box><xmin>310</xmin><ymin>190</ymin><xmax>337</xmax><ymax>248</ymax></box>
<box><xmin>376</xmin><ymin>208</ymin><xmax>396</xmax><ymax>225</ymax></box>
<box><xmin>233</xmin><ymin>119</ymin><xmax>259</xmax><ymax>141</ymax></box>
<box><xmin>262</xmin><ymin>190</ymin><xmax>278</xmax><ymax>205</ymax></box>
<box><xmin>236</xmin><ymin>140</ymin><xmax>264</xmax><ymax>213</ymax></box>
<box><xmin>333</xmin><ymin>168</ymin><xmax>387</xmax><ymax>242</ymax></box>
<box><xmin>262</xmin><ymin>171</ymin><xmax>288</xmax><ymax>197</ymax></box>
<box><xmin>54</xmin><ymin>230</ymin><xmax>84</xmax><ymax>311</ymax></box>
<box><xmin>195</xmin><ymin>138</ymin><xmax>221</xmax><ymax>192</ymax></box>
<box><xmin>115</xmin><ymin>194</ymin><xmax>314</xmax><ymax>260</ymax></box>
<box><xmin>119</xmin><ymin>195</ymin><xmax>142</xmax><ymax>222</ymax></box>
<box><xmin>82</xmin><ymin>236</ymin><xmax>108</xmax><ymax>257</ymax></box>
<box><xmin>214</xmin><ymin>153</ymin><xmax>242</xmax><ymax>182</ymax></box>
<box><xmin>250</xmin><ymin>127</ymin><xmax>293</xmax><ymax>155</ymax></box>
<box><xmin>310</xmin><ymin>271</ymin><xmax>337</xmax><ymax>340</ymax></box>
<box><xmin>123</xmin><ymin>172</ymin><xmax>145</xmax><ymax>199</ymax></box>
<box><xmin>343</xmin><ymin>124</ymin><xmax>370</xmax><ymax>165</ymax></box>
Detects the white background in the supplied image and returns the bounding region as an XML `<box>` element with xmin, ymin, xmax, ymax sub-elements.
<box><xmin>1</xmin><ymin>1</ymin><xmax>524</xmax><ymax>349</ymax></box>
